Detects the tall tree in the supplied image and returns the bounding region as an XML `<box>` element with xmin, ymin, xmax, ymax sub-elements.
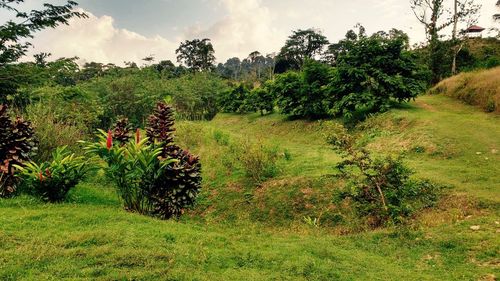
<box><xmin>0</xmin><ymin>0</ymin><xmax>87</xmax><ymax>66</ymax></box>
<box><xmin>451</xmin><ymin>0</ymin><xmax>480</xmax><ymax>75</ymax></box>
<box><xmin>176</xmin><ymin>38</ymin><xmax>216</xmax><ymax>72</ymax></box>
<box><xmin>277</xmin><ymin>28</ymin><xmax>329</xmax><ymax>71</ymax></box>
<box><xmin>0</xmin><ymin>0</ymin><xmax>86</xmax><ymax>102</ymax></box>
<box><xmin>410</xmin><ymin>0</ymin><xmax>479</xmax><ymax>82</ymax></box>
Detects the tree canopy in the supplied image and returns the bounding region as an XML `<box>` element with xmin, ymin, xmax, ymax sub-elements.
<box><xmin>176</xmin><ymin>38</ymin><xmax>216</xmax><ymax>72</ymax></box>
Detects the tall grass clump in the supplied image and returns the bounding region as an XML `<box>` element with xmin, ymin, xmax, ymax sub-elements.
<box><xmin>24</xmin><ymin>104</ymin><xmax>86</xmax><ymax>162</ymax></box>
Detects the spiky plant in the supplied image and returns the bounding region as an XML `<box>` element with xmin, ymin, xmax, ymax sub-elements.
<box><xmin>146</xmin><ymin>102</ymin><xmax>175</xmax><ymax>146</ymax></box>
<box><xmin>151</xmin><ymin>147</ymin><xmax>202</xmax><ymax>219</ymax></box>
<box><xmin>146</xmin><ymin>101</ymin><xmax>202</xmax><ymax>219</ymax></box>
<box><xmin>112</xmin><ymin>117</ymin><xmax>132</xmax><ymax>146</ymax></box>
<box><xmin>0</xmin><ymin>105</ymin><xmax>37</xmax><ymax>197</ymax></box>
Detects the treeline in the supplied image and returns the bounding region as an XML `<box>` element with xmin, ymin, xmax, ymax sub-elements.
<box><xmin>221</xmin><ymin>27</ymin><xmax>428</xmax><ymax>120</ymax></box>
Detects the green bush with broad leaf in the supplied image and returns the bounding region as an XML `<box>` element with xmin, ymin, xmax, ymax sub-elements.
<box><xmin>327</xmin><ymin>123</ymin><xmax>443</xmax><ymax>226</ymax></box>
<box><xmin>83</xmin><ymin>130</ymin><xmax>177</xmax><ymax>215</ymax></box>
<box><xmin>15</xmin><ymin>146</ymin><xmax>92</xmax><ymax>202</ymax></box>
<box><xmin>84</xmin><ymin>101</ymin><xmax>202</xmax><ymax>219</ymax></box>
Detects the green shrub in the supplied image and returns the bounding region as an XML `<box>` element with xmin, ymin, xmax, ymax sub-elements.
<box><xmin>327</xmin><ymin>123</ymin><xmax>442</xmax><ymax>226</ymax></box>
<box><xmin>84</xmin><ymin>130</ymin><xmax>176</xmax><ymax>214</ymax></box>
<box><xmin>85</xmin><ymin>102</ymin><xmax>202</xmax><ymax>219</ymax></box>
<box><xmin>238</xmin><ymin>139</ymin><xmax>280</xmax><ymax>184</ymax></box>
<box><xmin>244</xmin><ymin>85</ymin><xmax>275</xmax><ymax>116</ymax></box>
<box><xmin>0</xmin><ymin>104</ymin><xmax>37</xmax><ymax>197</ymax></box>
<box><xmin>24</xmin><ymin>103</ymin><xmax>85</xmax><ymax>162</ymax></box>
<box><xmin>146</xmin><ymin>102</ymin><xmax>202</xmax><ymax>219</ymax></box>
<box><xmin>219</xmin><ymin>84</ymin><xmax>250</xmax><ymax>113</ymax></box>
<box><xmin>15</xmin><ymin>146</ymin><xmax>92</xmax><ymax>202</ymax></box>
<box><xmin>271</xmin><ymin>60</ymin><xmax>332</xmax><ymax>118</ymax></box>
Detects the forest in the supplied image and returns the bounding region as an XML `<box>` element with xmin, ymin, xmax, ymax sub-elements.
<box><xmin>0</xmin><ymin>0</ymin><xmax>499</xmax><ymax>280</ymax></box>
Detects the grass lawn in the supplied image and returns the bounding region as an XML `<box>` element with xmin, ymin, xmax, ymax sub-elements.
<box><xmin>0</xmin><ymin>95</ymin><xmax>499</xmax><ymax>280</ymax></box>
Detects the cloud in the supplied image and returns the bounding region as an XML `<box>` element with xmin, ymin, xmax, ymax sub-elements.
<box><xmin>184</xmin><ymin>0</ymin><xmax>285</xmax><ymax>61</ymax></box>
<box><xmin>26</xmin><ymin>9</ymin><xmax>179</xmax><ymax>65</ymax></box>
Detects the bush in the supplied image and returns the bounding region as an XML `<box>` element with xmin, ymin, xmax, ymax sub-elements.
<box><xmin>15</xmin><ymin>146</ymin><xmax>92</xmax><ymax>202</ymax></box>
<box><xmin>85</xmin><ymin>102</ymin><xmax>202</xmax><ymax>219</ymax></box>
<box><xmin>146</xmin><ymin>102</ymin><xmax>202</xmax><ymax>218</ymax></box>
<box><xmin>24</xmin><ymin>103</ymin><xmax>85</xmax><ymax>162</ymax></box>
<box><xmin>330</xmin><ymin>29</ymin><xmax>427</xmax><ymax>118</ymax></box>
<box><xmin>244</xmin><ymin>85</ymin><xmax>275</xmax><ymax>115</ymax></box>
<box><xmin>84</xmin><ymin>131</ymin><xmax>177</xmax><ymax>214</ymax></box>
<box><xmin>327</xmin><ymin>123</ymin><xmax>442</xmax><ymax>226</ymax></box>
<box><xmin>112</xmin><ymin>117</ymin><xmax>133</xmax><ymax>146</ymax></box>
<box><xmin>0</xmin><ymin>104</ymin><xmax>37</xmax><ymax>197</ymax></box>
<box><xmin>272</xmin><ymin>60</ymin><xmax>332</xmax><ymax>118</ymax></box>
<box><xmin>219</xmin><ymin>84</ymin><xmax>250</xmax><ymax>113</ymax></box>
<box><xmin>238</xmin><ymin>139</ymin><xmax>280</xmax><ymax>184</ymax></box>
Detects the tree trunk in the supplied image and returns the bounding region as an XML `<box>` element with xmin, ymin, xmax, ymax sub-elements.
<box><xmin>452</xmin><ymin>0</ymin><xmax>458</xmax><ymax>40</ymax></box>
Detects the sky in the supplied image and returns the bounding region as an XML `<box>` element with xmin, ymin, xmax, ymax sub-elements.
<box><xmin>1</xmin><ymin>0</ymin><xmax>498</xmax><ymax>65</ymax></box>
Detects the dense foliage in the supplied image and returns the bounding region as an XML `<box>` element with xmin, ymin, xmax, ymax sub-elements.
<box><xmin>85</xmin><ymin>102</ymin><xmax>202</xmax><ymax>219</ymax></box>
<box><xmin>15</xmin><ymin>146</ymin><xmax>92</xmax><ymax>202</ymax></box>
<box><xmin>329</xmin><ymin>29</ymin><xmax>427</xmax><ymax>117</ymax></box>
<box><xmin>146</xmin><ymin>102</ymin><xmax>202</xmax><ymax>219</ymax></box>
<box><xmin>219</xmin><ymin>84</ymin><xmax>250</xmax><ymax>113</ymax></box>
<box><xmin>0</xmin><ymin>104</ymin><xmax>37</xmax><ymax>197</ymax></box>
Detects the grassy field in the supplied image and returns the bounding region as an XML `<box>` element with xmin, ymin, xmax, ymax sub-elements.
<box><xmin>1</xmin><ymin>95</ymin><xmax>499</xmax><ymax>280</ymax></box>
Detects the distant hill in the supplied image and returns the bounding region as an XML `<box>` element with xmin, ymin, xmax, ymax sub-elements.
<box><xmin>429</xmin><ymin>67</ymin><xmax>500</xmax><ymax>113</ymax></box>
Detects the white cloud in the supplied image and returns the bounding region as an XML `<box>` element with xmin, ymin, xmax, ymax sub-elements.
<box><xmin>26</xmin><ymin>9</ymin><xmax>179</xmax><ymax>65</ymax></box>
<box><xmin>183</xmin><ymin>0</ymin><xmax>285</xmax><ymax>61</ymax></box>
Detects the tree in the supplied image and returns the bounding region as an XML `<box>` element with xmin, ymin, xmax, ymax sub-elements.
<box><xmin>451</xmin><ymin>0</ymin><xmax>480</xmax><ymax>75</ymax></box>
<box><xmin>330</xmin><ymin>29</ymin><xmax>427</xmax><ymax>119</ymax></box>
<box><xmin>33</xmin><ymin>52</ymin><xmax>51</xmax><ymax>67</ymax></box>
<box><xmin>410</xmin><ymin>0</ymin><xmax>480</xmax><ymax>82</ymax></box>
<box><xmin>277</xmin><ymin>28</ymin><xmax>329</xmax><ymax>71</ymax></box>
<box><xmin>0</xmin><ymin>0</ymin><xmax>86</xmax><ymax>66</ymax></box>
<box><xmin>0</xmin><ymin>0</ymin><xmax>86</xmax><ymax>103</ymax></box>
<box><xmin>271</xmin><ymin>60</ymin><xmax>332</xmax><ymax>118</ymax></box>
<box><xmin>217</xmin><ymin>57</ymin><xmax>241</xmax><ymax>80</ymax></box>
<box><xmin>218</xmin><ymin>83</ymin><xmax>250</xmax><ymax>113</ymax></box>
<box><xmin>176</xmin><ymin>38</ymin><xmax>216</xmax><ymax>72</ymax></box>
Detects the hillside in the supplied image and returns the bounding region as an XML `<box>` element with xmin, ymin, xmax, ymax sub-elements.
<box><xmin>1</xmin><ymin>95</ymin><xmax>499</xmax><ymax>280</ymax></box>
<box><xmin>429</xmin><ymin>67</ymin><xmax>500</xmax><ymax>113</ymax></box>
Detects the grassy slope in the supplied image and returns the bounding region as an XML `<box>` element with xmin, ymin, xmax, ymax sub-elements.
<box><xmin>1</xmin><ymin>95</ymin><xmax>499</xmax><ymax>280</ymax></box>
<box><xmin>429</xmin><ymin>67</ymin><xmax>500</xmax><ymax>113</ymax></box>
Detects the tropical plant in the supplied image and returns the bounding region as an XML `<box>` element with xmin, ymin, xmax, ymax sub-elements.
<box><xmin>112</xmin><ymin>117</ymin><xmax>132</xmax><ymax>146</ymax></box>
<box><xmin>83</xmin><ymin>129</ymin><xmax>176</xmax><ymax>214</ymax></box>
<box><xmin>0</xmin><ymin>104</ymin><xmax>37</xmax><ymax>197</ymax></box>
<box><xmin>146</xmin><ymin>101</ymin><xmax>202</xmax><ymax>218</ymax></box>
<box><xmin>15</xmin><ymin>146</ymin><xmax>92</xmax><ymax>202</ymax></box>
<box><xmin>85</xmin><ymin>101</ymin><xmax>202</xmax><ymax>219</ymax></box>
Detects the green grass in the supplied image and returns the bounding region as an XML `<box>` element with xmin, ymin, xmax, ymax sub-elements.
<box><xmin>1</xmin><ymin>95</ymin><xmax>499</xmax><ymax>280</ymax></box>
